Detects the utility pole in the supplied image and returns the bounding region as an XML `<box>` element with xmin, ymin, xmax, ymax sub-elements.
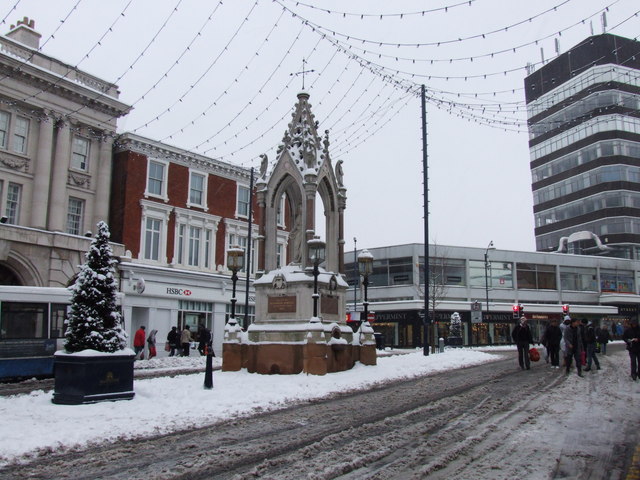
<box><xmin>421</xmin><ymin>84</ymin><xmax>430</xmax><ymax>356</ymax></box>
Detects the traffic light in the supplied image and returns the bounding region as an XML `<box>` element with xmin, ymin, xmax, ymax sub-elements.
<box><xmin>513</xmin><ymin>304</ymin><xmax>524</xmax><ymax>319</ymax></box>
<box><xmin>562</xmin><ymin>304</ymin><xmax>570</xmax><ymax>315</ymax></box>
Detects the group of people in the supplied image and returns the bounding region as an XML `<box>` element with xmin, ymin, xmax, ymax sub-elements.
<box><xmin>133</xmin><ymin>324</ymin><xmax>213</xmax><ymax>359</ymax></box>
<box><xmin>512</xmin><ymin>315</ymin><xmax>640</xmax><ymax>381</ymax></box>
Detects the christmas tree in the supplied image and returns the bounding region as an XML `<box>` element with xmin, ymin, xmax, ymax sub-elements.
<box><xmin>64</xmin><ymin>221</ymin><xmax>127</xmax><ymax>353</ymax></box>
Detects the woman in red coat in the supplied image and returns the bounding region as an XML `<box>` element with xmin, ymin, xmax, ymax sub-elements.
<box><xmin>133</xmin><ymin>326</ymin><xmax>146</xmax><ymax>359</ymax></box>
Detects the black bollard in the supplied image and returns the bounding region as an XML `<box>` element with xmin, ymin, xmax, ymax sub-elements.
<box><xmin>203</xmin><ymin>345</ymin><xmax>213</xmax><ymax>389</ymax></box>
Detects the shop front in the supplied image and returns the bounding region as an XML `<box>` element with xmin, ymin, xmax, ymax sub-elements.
<box><xmin>120</xmin><ymin>265</ymin><xmax>252</xmax><ymax>357</ymax></box>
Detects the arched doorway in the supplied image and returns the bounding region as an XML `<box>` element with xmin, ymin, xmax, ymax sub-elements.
<box><xmin>0</xmin><ymin>264</ymin><xmax>22</xmax><ymax>286</ymax></box>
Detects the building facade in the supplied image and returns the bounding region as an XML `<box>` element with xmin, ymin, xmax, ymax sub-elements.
<box><xmin>0</xmin><ymin>18</ymin><xmax>130</xmax><ymax>287</ymax></box>
<box><xmin>0</xmin><ymin>20</ymin><xmax>288</xmax><ymax>358</ymax></box>
<box><xmin>525</xmin><ymin>33</ymin><xmax>640</xmax><ymax>258</ymax></box>
<box><xmin>345</xmin><ymin>243</ymin><xmax>640</xmax><ymax>348</ymax></box>
<box><xmin>111</xmin><ymin>133</ymin><xmax>290</xmax><ymax>355</ymax></box>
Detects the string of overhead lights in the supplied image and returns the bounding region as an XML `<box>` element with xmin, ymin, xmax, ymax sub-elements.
<box><xmin>158</xmin><ymin>8</ymin><xmax>292</xmax><ymax>144</ymax></box>
<box><xmin>274</xmin><ymin>0</ymin><xmax>582</xmax><ymax>49</ymax></box>
<box><xmin>116</xmin><ymin>1</ymin><xmax>224</xmax><ymax>116</ymax></box>
<box><xmin>0</xmin><ymin>0</ymin><xmax>82</xmax><ymax>84</ymax></box>
<box><xmin>322</xmin><ymin>2</ymin><xmax>615</xmax><ymax>68</ymax></box>
<box><xmin>1</xmin><ymin>0</ymin><xmax>636</xmax><ymax>168</ymax></box>
<box><xmin>64</xmin><ymin>0</ymin><xmax>185</xmax><ymax>121</ymax></box>
<box><xmin>279</xmin><ymin>0</ymin><xmax>475</xmax><ymax>19</ymax></box>
<box><xmin>129</xmin><ymin>0</ymin><xmax>259</xmax><ymax>134</ymax></box>
<box><xmin>200</xmin><ymin>36</ymin><xmax>333</xmax><ymax>156</ymax></box>
<box><xmin>330</xmin><ymin>90</ymin><xmax>414</xmax><ymax>151</ymax></box>
<box><xmin>313</xmin><ymin>5</ymin><xmax>625</xmax><ymax>84</ymax></box>
<box><xmin>0</xmin><ymin>0</ymin><xmax>22</xmax><ymax>28</ymax></box>
<box><xmin>16</xmin><ymin>0</ymin><xmax>134</xmax><ymax>105</ymax></box>
<box><xmin>190</xmin><ymin>26</ymin><xmax>315</xmax><ymax>152</ymax></box>
<box><xmin>332</xmin><ymin>92</ymin><xmax>415</xmax><ymax>158</ymax></box>
<box><xmin>323</xmin><ymin>74</ymin><xmax>378</xmax><ymax>131</ymax></box>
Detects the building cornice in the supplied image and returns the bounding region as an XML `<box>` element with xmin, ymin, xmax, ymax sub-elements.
<box><xmin>115</xmin><ymin>132</ymin><xmax>252</xmax><ymax>182</ymax></box>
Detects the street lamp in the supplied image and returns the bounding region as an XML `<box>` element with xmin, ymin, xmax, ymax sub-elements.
<box><xmin>484</xmin><ymin>240</ymin><xmax>495</xmax><ymax>322</ymax></box>
<box><xmin>227</xmin><ymin>246</ymin><xmax>245</xmax><ymax>323</ymax></box>
<box><xmin>308</xmin><ymin>236</ymin><xmax>326</xmax><ymax>319</ymax></box>
<box><xmin>204</xmin><ymin>245</ymin><xmax>245</xmax><ymax>389</ymax></box>
<box><xmin>358</xmin><ymin>249</ymin><xmax>374</xmax><ymax>328</ymax></box>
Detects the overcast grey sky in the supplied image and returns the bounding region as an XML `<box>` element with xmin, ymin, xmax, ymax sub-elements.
<box><xmin>4</xmin><ymin>0</ymin><xmax>639</xmax><ymax>253</ymax></box>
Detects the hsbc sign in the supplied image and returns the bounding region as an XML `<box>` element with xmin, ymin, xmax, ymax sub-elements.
<box><xmin>166</xmin><ymin>288</ymin><xmax>193</xmax><ymax>296</ymax></box>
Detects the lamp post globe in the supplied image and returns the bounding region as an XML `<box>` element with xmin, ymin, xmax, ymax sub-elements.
<box><xmin>226</xmin><ymin>246</ymin><xmax>245</xmax><ymax>323</ymax></box>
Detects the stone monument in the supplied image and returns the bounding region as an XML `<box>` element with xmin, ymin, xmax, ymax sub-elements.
<box><xmin>222</xmin><ymin>92</ymin><xmax>376</xmax><ymax>375</ymax></box>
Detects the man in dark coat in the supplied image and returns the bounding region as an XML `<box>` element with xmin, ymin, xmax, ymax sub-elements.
<box><xmin>596</xmin><ymin>325</ymin><xmax>610</xmax><ymax>355</ymax></box>
<box><xmin>512</xmin><ymin>316</ymin><xmax>533</xmax><ymax>370</ymax></box>
<box><xmin>622</xmin><ymin>318</ymin><xmax>640</xmax><ymax>381</ymax></box>
<box><xmin>563</xmin><ymin>317</ymin><xmax>584</xmax><ymax>377</ymax></box>
<box><xmin>167</xmin><ymin>326</ymin><xmax>179</xmax><ymax>357</ymax></box>
<box><xmin>543</xmin><ymin>319</ymin><xmax>563</xmax><ymax>368</ymax></box>
<box><xmin>584</xmin><ymin>320</ymin><xmax>601</xmax><ymax>372</ymax></box>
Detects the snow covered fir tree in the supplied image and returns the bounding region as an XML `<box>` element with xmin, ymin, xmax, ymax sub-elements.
<box><xmin>448</xmin><ymin>312</ymin><xmax>463</xmax><ymax>346</ymax></box>
<box><xmin>64</xmin><ymin>221</ymin><xmax>127</xmax><ymax>353</ymax></box>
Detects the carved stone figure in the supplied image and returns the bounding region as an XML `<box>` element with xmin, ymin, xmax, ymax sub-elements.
<box><xmin>259</xmin><ymin>153</ymin><xmax>268</xmax><ymax>179</ymax></box>
<box><xmin>335</xmin><ymin>160</ymin><xmax>344</xmax><ymax>187</ymax></box>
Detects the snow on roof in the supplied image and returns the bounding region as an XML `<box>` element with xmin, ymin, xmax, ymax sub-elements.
<box><xmin>254</xmin><ymin>264</ymin><xmax>349</xmax><ymax>287</ymax></box>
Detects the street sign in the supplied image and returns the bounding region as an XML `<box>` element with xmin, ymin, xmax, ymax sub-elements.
<box><xmin>471</xmin><ymin>301</ymin><xmax>482</xmax><ymax>323</ymax></box>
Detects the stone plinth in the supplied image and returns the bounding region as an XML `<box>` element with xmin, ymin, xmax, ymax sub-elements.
<box><xmin>222</xmin><ymin>265</ymin><xmax>376</xmax><ymax>375</ymax></box>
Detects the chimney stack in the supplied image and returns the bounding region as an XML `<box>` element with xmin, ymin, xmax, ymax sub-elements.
<box><xmin>6</xmin><ymin>17</ymin><xmax>41</xmax><ymax>49</ymax></box>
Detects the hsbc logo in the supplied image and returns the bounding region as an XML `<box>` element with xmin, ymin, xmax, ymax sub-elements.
<box><xmin>166</xmin><ymin>288</ymin><xmax>192</xmax><ymax>296</ymax></box>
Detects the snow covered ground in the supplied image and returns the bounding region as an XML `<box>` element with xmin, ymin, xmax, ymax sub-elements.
<box><xmin>1</xmin><ymin>343</ymin><xmax>637</xmax><ymax>477</ymax></box>
<box><xmin>0</xmin><ymin>347</ymin><xmax>503</xmax><ymax>466</ymax></box>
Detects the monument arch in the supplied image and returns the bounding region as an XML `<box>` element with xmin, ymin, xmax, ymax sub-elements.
<box><xmin>223</xmin><ymin>92</ymin><xmax>375</xmax><ymax>375</ymax></box>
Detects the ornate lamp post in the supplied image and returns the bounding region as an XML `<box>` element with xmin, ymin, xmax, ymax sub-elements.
<box><xmin>308</xmin><ymin>236</ymin><xmax>326</xmax><ymax>319</ymax></box>
<box><xmin>205</xmin><ymin>245</ymin><xmax>244</xmax><ymax>389</ymax></box>
<box><xmin>484</xmin><ymin>241</ymin><xmax>495</xmax><ymax>322</ymax></box>
<box><xmin>227</xmin><ymin>246</ymin><xmax>245</xmax><ymax>323</ymax></box>
<box><xmin>357</xmin><ymin>249</ymin><xmax>374</xmax><ymax>328</ymax></box>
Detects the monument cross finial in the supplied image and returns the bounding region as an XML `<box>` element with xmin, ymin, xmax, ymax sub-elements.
<box><xmin>290</xmin><ymin>58</ymin><xmax>315</xmax><ymax>90</ymax></box>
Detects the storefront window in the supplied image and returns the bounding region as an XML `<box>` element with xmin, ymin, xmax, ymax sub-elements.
<box><xmin>516</xmin><ymin>263</ymin><xmax>557</xmax><ymax>290</ymax></box>
<box><xmin>469</xmin><ymin>260</ymin><xmax>513</xmax><ymax>289</ymax></box>
<box><xmin>419</xmin><ymin>257</ymin><xmax>466</xmax><ymax>286</ymax></box>
<box><xmin>178</xmin><ymin>300</ymin><xmax>213</xmax><ymax>338</ymax></box>
<box><xmin>600</xmin><ymin>269</ymin><xmax>635</xmax><ymax>293</ymax></box>
<box><xmin>560</xmin><ymin>266</ymin><xmax>597</xmax><ymax>291</ymax></box>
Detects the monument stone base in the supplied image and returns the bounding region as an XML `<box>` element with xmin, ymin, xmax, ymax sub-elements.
<box><xmin>222</xmin><ymin>265</ymin><xmax>377</xmax><ymax>375</ymax></box>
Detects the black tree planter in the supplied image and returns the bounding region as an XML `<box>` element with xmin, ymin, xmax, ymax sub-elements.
<box><xmin>52</xmin><ymin>352</ymin><xmax>135</xmax><ymax>405</ymax></box>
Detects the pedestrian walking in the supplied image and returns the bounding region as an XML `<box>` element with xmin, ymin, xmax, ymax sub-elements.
<box><xmin>543</xmin><ymin>319</ymin><xmax>563</xmax><ymax>368</ymax></box>
<box><xmin>147</xmin><ymin>329</ymin><xmax>158</xmax><ymax>359</ymax></box>
<box><xmin>563</xmin><ymin>317</ymin><xmax>584</xmax><ymax>377</ymax></box>
<box><xmin>512</xmin><ymin>316</ymin><xmax>533</xmax><ymax>370</ymax></box>
<box><xmin>596</xmin><ymin>324</ymin><xmax>610</xmax><ymax>355</ymax></box>
<box><xmin>622</xmin><ymin>318</ymin><xmax>640</xmax><ymax>381</ymax></box>
<box><xmin>133</xmin><ymin>325</ymin><xmax>146</xmax><ymax>360</ymax></box>
<box><xmin>583</xmin><ymin>321</ymin><xmax>600</xmax><ymax>372</ymax></box>
<box><xmin>181</xmin><ymin>325</ymin><xmax>193</xmax><ymax>357</ymax></box>
<box><xmin>167</xmin><ymin>326</ymin><xmax>179</xmax><ymax>357</ymax></box>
